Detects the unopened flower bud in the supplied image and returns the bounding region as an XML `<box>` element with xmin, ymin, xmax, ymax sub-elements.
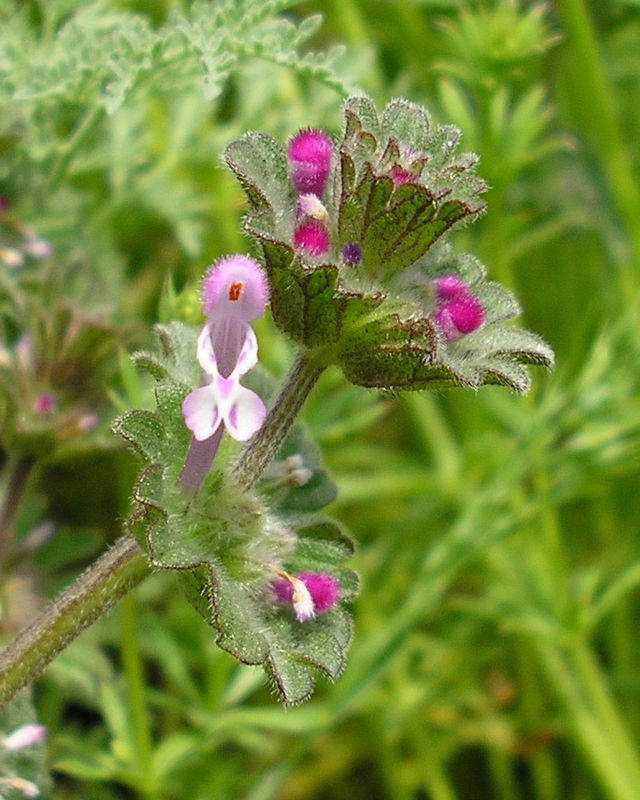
<box><xmin>288</xmin><ymin>129</ymin><xmax>333</xmax><ymax>197</ymax></box>
<box><xmin>3</xmin><ymin>724</ymin><xmax>46</xmax><ymax>752</ymax></box>
<box><xmin>389</xmin><ymin>165</ymin><xmax>416</xmax><ymax>188</ymax></box>
<box><xmin>434</xmin><ymin>295</ymin><xmax>484</xmax><ymax>339</ymax></box>
<box><xmin>341</xmin><ymin>242</ymin><xmax>362</xmax><ymax>266</ymax></box>
<box><xmin>296</xmin><ymin>193</ymin><xmax>329</xmax><ymax>224</ymax></box>
<box><xmin>433</xmin><ymin>274</ymin><xmax>468</xmax><ymax>302</ymax></box>
<box><xmin>293</xmin><ymin>220</ymin><xmax>330</xmax><ymax>258</ymax></box>
<box><xmin>298</xmin><ymin>572</ymin><xmax>340</xmax><ymax>612</ymax></box>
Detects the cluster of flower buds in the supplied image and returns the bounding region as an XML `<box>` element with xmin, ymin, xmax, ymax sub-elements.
<box><xmin>181</xmin><ymin>255</ymin><xmax>269</xmax><ymax>489</ymax></box>
<box><xmin>262</xmin><ymin>453</ymin><xmax>314</xmax><ymax>489</ymax></box>
<box><xmin>226</xmin><ymin>97</ymin><xmax>553</xmax><ymax>395</ymax></box>
<box><xmin>0</xmin><ymin>724</ymin><xmax>46</xmax><ymax>798</ymax></box>
<box><xmin>288</xmin><ymin>130</ymin><xmax>333</xmax><ymax>259</ymax></box>
<box><xmin>432</xmin><ymin>274</ymin><xmax>484</xmax><ymax>340</ymax></box>
<box><xmin>272</xmin><ymin>570</ymin><xmax>340</xmax><ymax>623</ymax></box>
<box><xmin>0</xmin><ymin>197</ymin><xmax>52</xmax><ymax>268</ymax></box>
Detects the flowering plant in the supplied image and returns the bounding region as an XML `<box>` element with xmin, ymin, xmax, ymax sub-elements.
<box><xmin>226</xmin><ymin>96</ymin><xmax>553</xmax><ymax>393</ymax></box>
<box><xmin>0</xmin><ymin>96</ymin><xmax>552</xmax><ymax>710</ymax></box>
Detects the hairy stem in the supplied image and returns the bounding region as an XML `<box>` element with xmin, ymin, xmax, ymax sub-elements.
<box><xmin>0</xmin><ymin>349</ymin><xmax>324</xmax><ymax>709</ymax></box>
<box><xmin>0</xmin><ymin>535</ymin><xmax>149</xmax><ymax>709</ymax></box>
<box><xmin>233</xmin><ymin>350</ymin><xmax>324</xmax><ymax>489</ymax></box>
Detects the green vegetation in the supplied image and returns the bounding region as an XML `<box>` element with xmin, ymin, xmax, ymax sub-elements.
<box><xmin>1</xmin><ymin>1</ymin><xmax>639</xmax><ymax>798</ymax></box>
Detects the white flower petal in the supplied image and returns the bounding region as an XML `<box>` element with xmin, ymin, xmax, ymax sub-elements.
<box><xmin>196</xmin><ymin>324</ymin><xmax>218</xmax><ymax>375</ymax></box>
<box><xmin>223</xmin><ymin>384</ymin><xmax>266</xmax><ymax>442</ymax></box>
<box><xmin>182</xmin><ymin>385</ymin><xmax>221</xmax><ymax>441</ymax></box>
<box><xmin>291</xmin><ymin>577</ymin><xmax>315</xmax><ymax>622</ymax></box>
<box><xmin>3</xmin><ymin>724</ymin><xmax>46</xmax><ymax>752</ymax></box>
<box><xmin>232</xmin><ymin>327</ymin><xmax>258</xmax><ymax>378</ymax></box>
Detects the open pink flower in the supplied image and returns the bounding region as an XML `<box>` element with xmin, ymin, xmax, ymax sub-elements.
<box><xmin>180</xmin><ymin>255</ymin><xmax>269</xmax><ymax>490</ymax></box>
<box><xmin>182</xmin><ymin>326</ymin><xmax>266</xmax><ymax>442</ymax></box>
<box><xmin>200</xmin><ymin>254</ymin><xmax>269</xmax><ymax>377</ymax></box>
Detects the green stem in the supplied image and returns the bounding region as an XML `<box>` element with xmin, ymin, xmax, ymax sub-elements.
<box><xmin>120</xmin><ymin>591</ymin><xmax>154</xmax><ymax>791</ymax></box>
<box><xmin>0</xmin><ymin>535</ymin><xmax>149</xmax><ymax>709</ymax></box>
<box><xmin>0</xmin><ymin>349</ymin><xmax>324</xmax><ymax>709</ymax></box>
<box><xmin>569</xmin><ymin>642</ymin><xmax>640</xmax><ymax>789</ymax></box>
<box><xmin>233</xmin><ymin>351</ymin><xmax>324</xmax><ymax>489</ymax></box>
<box><xmin>487</xmin><ymin>751</ymin><xmax>518</xmax><ymax>800</ymax></box>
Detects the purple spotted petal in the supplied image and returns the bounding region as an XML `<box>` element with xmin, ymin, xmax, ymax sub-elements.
<box><xmin>182</xmin><ymin>385</ymin><xmax>222</xmax><ymax>441</ymax></box>
<box><xmin>224</xmin><ymin>384</ymin><xmax>266</xmax><ymax>442</ymax></box>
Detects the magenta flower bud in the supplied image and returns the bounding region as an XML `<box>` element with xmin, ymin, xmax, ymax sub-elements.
<box><xmin>435</xmin><ymin>295</ymin><xmax>485</xmax><ymax>339</ymax></box>
<box><xmin>272</xmin><ymin>572</ymin><xmax>340</xmax><ymax>621</ymax></box>
<box><xmin>433</xmin><ymin>274</ymin><xmax>468</xmax><ymax>303</ymax></box>
<box><xmin>200</xmin><ymin>255</ymin><xmax>269</xmax><ymax>378</ymax></box>
<box><xmin>389</xmin><ymin>165</ymin><xmax>416</xmax><ymax>188</ymax></box>
<box><xmin>287</xmin><ymin>129</ymin><xmax>333</xmax><ymax>197</ymax></box>
<box><xmin>298</xmin><ymin>572</ymin><xmax>340</xmax><ymax>612</ymax></box>
<box><xmin>3</xmin><ymin>724</ymin><xmax>46</xmax><ymax>752</ymax></box>
<box><xmin>293</xmin><ymin>220</ymin><xmax>330</xmax><ymax>257</ymax></box>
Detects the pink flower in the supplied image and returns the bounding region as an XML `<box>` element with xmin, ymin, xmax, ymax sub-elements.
<box><xmin>434</xmin><ymin>295</ymin><xmax>485</xmax><ymax>339</ymax></box>
<box><xmin>182</xmin><ymin>326</ymin><xmax>266</xmax><ymax>442</ymax></box>
<box><xmin>272</xmin><ymin>572</ymin><xmax>340</xmax><ymax>622</ymax></box>
<box><xmin>293</xmin><ymin>219</ymin><xmax>330</xmax><ymax>257</ymax></box>
<box><xmin>288</xmin><ymin>129</ymin><xmax>333</xmax><ymax>197</ymax></box>
<box><xmin>180</xmin><ymin>256</ymin><xmax>269</xmax><ymax>490</ymax></box>
<box><xmin>200</xmin><ymin>254</ymin><xmax>269</xmax><ymax>377</ymax></box>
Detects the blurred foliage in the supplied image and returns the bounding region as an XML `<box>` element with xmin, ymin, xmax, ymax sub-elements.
<box><xmin>1</xmin><ymin>0</ymin><xmax>640</xmax><ymax>799</ymax></box>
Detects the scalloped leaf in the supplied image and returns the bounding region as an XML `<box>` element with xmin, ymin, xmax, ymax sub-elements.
<box><xmin>258</xmin><ymin>237</ymin><xmax>386</xmax><ymax>350</ymax></box>
<box><xmin>113</xmin><ymin>322</ymin><xmax>357</xmax><ymax>704</ymax></box>
<box><xmin>381</xmin><ymin>97</ymin><xmax>431</xmax><ymax>151</ymax></box>
<box><xmin>361</xmin><ymin>184</ymin><xmax>473</xmax><ymax>275</ymax></box>
<box><xmin>225</xmin><ymin>133</ymin><xmax>293</xmax><ymax>229</ymax></box>
<box><xmin>224</xmin><ymin>95</ymin><xmax>553</xmax><ymax>393</ymax></box>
